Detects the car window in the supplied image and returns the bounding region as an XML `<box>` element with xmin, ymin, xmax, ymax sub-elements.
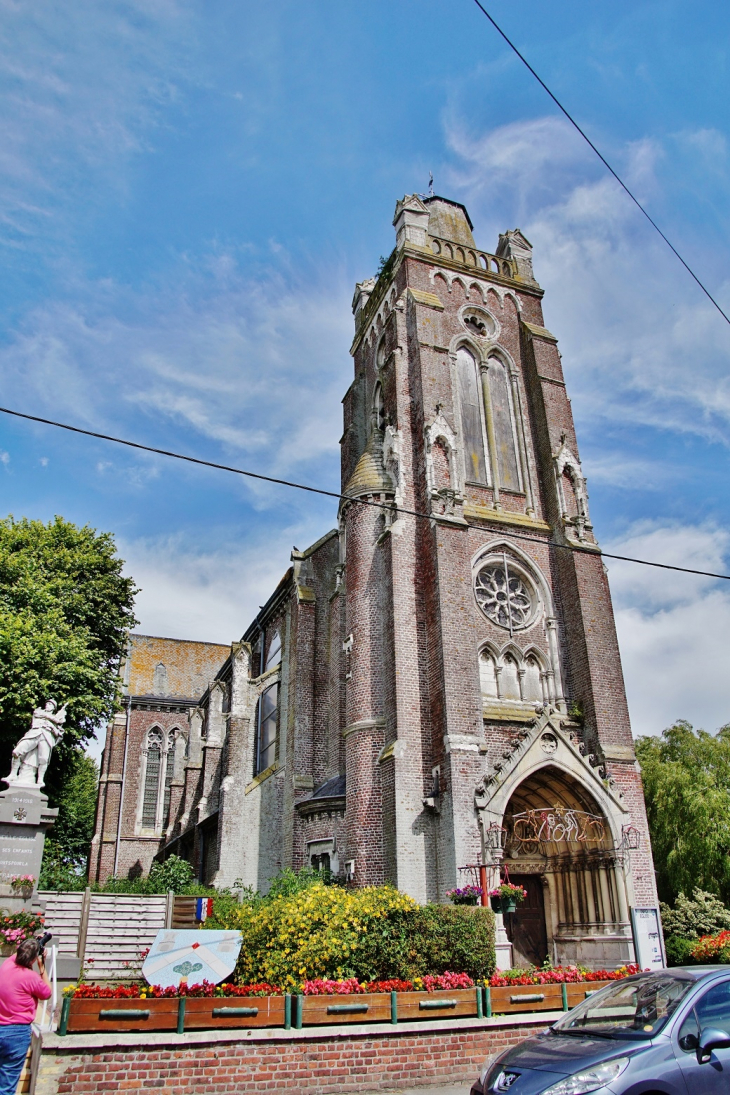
<box><xmin>678</xmin><ymin>1008</ymin><xmax>700</xmax><ymax>1052</ymax></box>
<box><xmin>554</xmin><ymin>974</ymin><xmax>695</xmax><ymax>1040</ymax></box>
<box><xmin>691</xmin><ymin>981</ymin><xmax>730</xmax><ymax>1033</ymax></box>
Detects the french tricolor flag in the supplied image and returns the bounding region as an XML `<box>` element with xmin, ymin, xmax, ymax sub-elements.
<box><xmin>195</xmin><ymin>897</ymin><xmax>214</xmax><ymax>922</ymax></box>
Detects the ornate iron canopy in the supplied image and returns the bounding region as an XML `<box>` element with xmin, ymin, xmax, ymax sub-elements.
<box><xmin>508</xmin><ymin>805</ymin><xmax>606</xmax><ymax>855</ymax></box>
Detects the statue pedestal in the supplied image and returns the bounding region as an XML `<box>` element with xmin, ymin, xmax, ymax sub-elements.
<box><xmin>494</xmin><ymin>912</ymin><xmax>514</xmax><ymax>972</ymax></box>
<box><xmin>0</xmin><ymin>784</ymin><xmax>57</xmax><ymax>913</ymax></box>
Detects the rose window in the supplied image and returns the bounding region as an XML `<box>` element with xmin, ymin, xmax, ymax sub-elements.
<box><xmin>475</xmin><ymin>562</ymin><xmax>535</xmax><ymax>630</ymax></box>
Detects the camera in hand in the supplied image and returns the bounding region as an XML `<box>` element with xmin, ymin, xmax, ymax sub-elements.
<box><xmin>36</xmin><ymin>932</ymin><xmax>52</xmax><ymax>958</ymax></box>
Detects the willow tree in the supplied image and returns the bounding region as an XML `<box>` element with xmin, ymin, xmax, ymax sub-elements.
<box><xmin>636</xmin><ymin>721</ymin><xmax>730</xmax><ymax>905</ymax></box>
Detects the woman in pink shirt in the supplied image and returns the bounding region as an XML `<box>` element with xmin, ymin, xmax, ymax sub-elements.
<box><xmin>0</xmin><ymin>938</ymin><xmax>51</xmax><ymax>1094</ymax></box>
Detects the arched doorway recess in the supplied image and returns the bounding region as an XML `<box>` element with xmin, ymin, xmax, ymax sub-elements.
<box><xmin>503</xmin><ymin>766</ymin><xmax>631</xmax><ymax>969</ymax></box>
<box><xmin>474</xmin><ymin>708</ymin><xmax>636</xmax><ymax>970</ymax></box>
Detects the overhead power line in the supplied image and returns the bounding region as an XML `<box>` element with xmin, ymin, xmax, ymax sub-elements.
<box><xmin>470</xmin><ymin>0</ymin><xmax>730</xmax><ymax>329</ymax></box>
<box><xmin>2</xmin><ymin>403</ymin><xmax>729</xmax><ymax>582</ymax></box>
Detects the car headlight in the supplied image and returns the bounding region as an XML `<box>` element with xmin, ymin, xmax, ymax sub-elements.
<box><xmin>480</xmin><ymin>1054</ymin><xmax>499</xmax><ymax>1085</ymax></box>
<box><xmin>540</xmin><ymin>1057</ymin><xmax>629</xmax><ymax>1095</ymax></box>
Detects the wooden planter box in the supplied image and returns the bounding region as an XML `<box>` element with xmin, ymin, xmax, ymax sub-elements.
<box><xmin>61</xmin><ymin>980</ymin><xmax>616</xmax><ymax>1034</ymax></box>
<box><xmin>565</xmin><ymin>981</ymin><xmax>612</xmax><ymax>1008</ymax></box>
<box><xmin>183</xmin><ymin>995</ymin><xmax>285</xmax><ymax>1029</ymax></box>
<box><xmin>66</xmin><ymin>997</ymin><xmax>180</xmax><ymax>1033</ymax></box>
<box><xmin>302</xmin><ymin>992</ymin><xmax>393</xmax><ymax>1025</ymax></box>
<box><xmin>64</xmin><ymin>995</ymin><xmax>286</xmax><ymax>1034</ymax></box>
<box><xmin>487</xmin><ymin>980</ymin><xmax>613</xmax><ymax>1016</ymax></box>
<box><xmin>397</xmin><ymin>988</ymin><xmax>481</xmax><ymax>1021</ymax></box>
<box><xmin>491</xmin><ymin>983</ymin><xmax>564</xmax><ymax>1014</ymax></box>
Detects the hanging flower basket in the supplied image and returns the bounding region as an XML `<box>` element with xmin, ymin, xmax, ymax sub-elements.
<box><xmin>446</xmin><ymin>885</ymin><xmax>483</xmax><ymax>906</ymax></box>
<box><xmin>489</xmin><ymin>883</ymin><xmax>527</xmax><ymax>914</ymax></box>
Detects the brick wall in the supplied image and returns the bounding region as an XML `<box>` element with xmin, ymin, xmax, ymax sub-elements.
<box><xmin>37</xmin><ymin>1015</ymin><xmax>554</xmax><ymax>1094</ymax></box>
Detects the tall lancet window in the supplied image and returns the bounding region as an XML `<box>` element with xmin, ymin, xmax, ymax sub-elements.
<box><xmin>163</xmin><ymin>730</ymin><xmax>177</xmax><ymax>827</ymax></box>
<box><xmin>142</xmin><ymin>728</ymin><xmax>163</xmax><ymax>828</ymax></box>
<box><xmin>456</xmin><ymin>347</ymin><xmax>488</xmax><ymax>484</ymax></box>
<box><xmin>255</xmin><ymin>683</ymin><xmax>279</xmax><ymax>775</ymax></box>
<box><xmin>373</xmin><ymin>382</ymin><xmax>384</xmax><ymax>431</ymax></box>
<box><xmin>487</xmin><ymin>356</ymin><xmax>521</xmax><ymax>492</ymax></box>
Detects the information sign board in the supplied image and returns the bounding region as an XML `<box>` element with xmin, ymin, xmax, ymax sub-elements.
<box><xmin>630</xmin><ymin>907</ymin><xmax>665</xmax><ymax>970</ymax></box>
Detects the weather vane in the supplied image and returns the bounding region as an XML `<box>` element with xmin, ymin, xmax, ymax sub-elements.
<box><xmin>419</xmin><ymin>173</ymin><xmax>434</xmax><ymax>200</ymax></box>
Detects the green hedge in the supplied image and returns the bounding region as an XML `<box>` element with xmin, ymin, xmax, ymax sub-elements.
<box><xmin>665</xmin><ymin>935</ymin><xmax>698</xmax><ymax>967</ymax></box>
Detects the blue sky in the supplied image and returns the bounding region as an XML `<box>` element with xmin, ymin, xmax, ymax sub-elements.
<box><xmin>1</xmin><ymin>0</ymin><xmax>730</xmax><ymax>750</ymax></box>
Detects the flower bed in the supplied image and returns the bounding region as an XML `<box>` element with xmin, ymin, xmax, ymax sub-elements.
<box><xmin>302</xmin><ymin>971</ymin><xmax>474</xmax><ymax>995</ymax></box>
<box><xmin>488</xmin><ymin>964</ymin><xmax>641</xmax><ymax>987</ymax></box>
<box><xmin>68</xmin><ymin>981</ymin><xmax>282</xmax><ymax>998</ymax></box>
<box><xmin>689</xmin><ymin>930</ymin><xmax>730</xmax><ymax>963</ymax></box>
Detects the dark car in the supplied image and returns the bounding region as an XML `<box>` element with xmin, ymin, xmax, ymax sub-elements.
<box><xmin>471</xmin><ymin>967</ymin><xmax>730</xmax><ymax>1094</ymax></box>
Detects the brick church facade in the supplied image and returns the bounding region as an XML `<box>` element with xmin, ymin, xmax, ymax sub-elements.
<box><xmin>91</xmin><ymin>194</ymin><xmax>658</xmax><ymax>968</ymax></box>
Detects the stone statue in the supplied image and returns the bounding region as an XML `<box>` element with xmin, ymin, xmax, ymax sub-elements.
<box><xmin>6</xmin><ymin>700</ymin><xmax>69</xmax><ymax>788</ymax></box>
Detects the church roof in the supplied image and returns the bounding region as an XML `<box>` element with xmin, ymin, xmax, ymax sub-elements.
<box><xmin>344</xmin><ymin>428</ymin><xmax>393</xmax><ymax>497</ymax></box>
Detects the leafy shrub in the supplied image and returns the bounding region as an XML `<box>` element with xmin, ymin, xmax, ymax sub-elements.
<box><xmin>213</xmin><ymin>880</ymin><xmax>495</xmax><ymax>988</ymax></box>
<box><xmin>405</xmin><ymin>905</ymin><xmax>494</xmax><ymax>981</ymax></box>
<box><xmin>665</xmin><ymin>936</ymin><xmax>698</xmax><ymax>967</ymax></box>
<box><xmin>660</xmin><ymin>889</ymin><xmax>730</xmax><ymax>939</ymax></box>
<box><xmin>147</xmin><ymin>856</ymin><xmax>195</xmax><ymax>894</ymax></box>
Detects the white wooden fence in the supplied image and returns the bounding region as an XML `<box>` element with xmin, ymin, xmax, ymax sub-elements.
<box><xmin>39</xmin><ymin>890</ymin><xmax>174</xmax><ymax>980</ymax></box>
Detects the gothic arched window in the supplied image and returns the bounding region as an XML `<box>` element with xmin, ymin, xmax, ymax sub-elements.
<box><xmin>142</xmin><ymin>726</ymin><xmax>183</xmax><ymax>831</ymax></box>
<box><xmin>456</xmin><ymin>346</ymin><xmax>488</xmax><ymax>484</ymax></box>
<box><xmin>265</xmin><ymin>629</ymin><xmax>282</xmax><ymax>672</ymax></box>
<box><xmin>479</xmin><ymin>650</ymin><xmax>499</xmax><ymax>699</ymax></box>
<box><xmin>373</xmin><ymin>382</ymin><xmax>384</xmax><ymax>431</ymax></box>
<box><xmin>487</xmin><ymin>356</ymin><xmax>521</xmax><ymax>492</ymax></box>
<box><xmin>523</xmin><ymin>655</ymin><xmax>543</xmax><ymax>702</ymax></box>
<box><xmin>255</xmin><ymin>683</ymin><xmax>279</xmax><ymax>775</ymax></box>
<box><xmin>142</xmin><ymin>728</ymin><xmax>163</xmax><ymax>828</ymax></box>
<box><xmin>501</xmin><ymin>654</ymin><xmax>521</xmax><ymax>701</ymax></box>
<box><xmin>163</xmin><ymin>730</ymin><xmax>177</xmax><ymax>828</ymax></box>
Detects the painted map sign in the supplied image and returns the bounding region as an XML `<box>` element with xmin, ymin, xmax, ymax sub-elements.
<box><xmin>142</xmin><ymin>929</ymin><xmax>243</xmax><ymax>989</ymax></box>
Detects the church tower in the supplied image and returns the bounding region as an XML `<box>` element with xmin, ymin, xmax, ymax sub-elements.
<box><xmin>340</xmin><ymin>194</ymin><xmax>657</xmax><ymax>968</ymax></box>
<box><xmin>93</xmin><ymin>192</ymin><xmax>659</xmax><ymax>972</ymax></box>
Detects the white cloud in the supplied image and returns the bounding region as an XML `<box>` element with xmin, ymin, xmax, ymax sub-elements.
<box><xmin>0</xmin><ymin>0</ymin><xmax>194</xmax><ymax>247</ymax></box>
<box><xmin>0</xmin><ymin>254</ymin><xmax>353</xmax><ymax>486</ymax></box>
<box><xmin>118</xmin><ymin>518</ymin><xmax>331</xmax><ymax>644</ymax></box>
<box><xmin>605</xmin><ymin>522</ymin><xmax>730</xmax><ymax>737</ymax></box>
<box><xmin>447</xmin><ymin>115</ymin><xmax>730</xmax><ymax>446</ymax></box>
<box><xmin>0</xmin><ymin>451</ymin><xmax>9</xmax><ymax>466</ymax></box>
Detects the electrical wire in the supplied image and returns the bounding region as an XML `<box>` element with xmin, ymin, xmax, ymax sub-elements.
<box><xmin>2</xmin><ymin>402</ymin><xmax>729</xmax><ymax>582</ymax></box>
<box><xmin>469</xmin><ymin>0</ymin><xmax>730</xmax><ymax>329</ymax></box>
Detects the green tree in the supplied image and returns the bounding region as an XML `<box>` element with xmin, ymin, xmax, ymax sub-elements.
<box><xmin>636</xmin><ymin>721</ymin><xmax>730</xmax><ymax>905</ymax></box>
<box><xmin>0</xmin><ymin>515</ymin><xmax>138</xmax><ymax>803</ymax></box>
<box><xmin>39</xmin><ymin>750</ymin><xmax>100</xmax><ymax>889</ymax></box>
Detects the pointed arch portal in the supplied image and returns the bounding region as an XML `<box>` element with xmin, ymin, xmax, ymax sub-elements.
<box><xmin>475</xmin><ymin>711</ymin><xmax>635</xmax><ymax>970</ymax></box>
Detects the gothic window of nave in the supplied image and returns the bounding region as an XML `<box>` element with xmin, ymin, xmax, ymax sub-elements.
<box><xmin>265</xmin><ymin>629</ymin><xmax>282</xmax><ymax>671</ymax></box>
<box><xmin>141</xmin><ymin>728</ymin><xmax>162</xmax><ymax>828</ymax></box>
<box><xmin>141</xmin><ymin>726</ymin><xmax>184</xmax><ymax>833</ymax></box>
<box><xmin>255</xmin><ymin>683</ymin><xmax>279</xmax><ymax>775</ymax></box>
